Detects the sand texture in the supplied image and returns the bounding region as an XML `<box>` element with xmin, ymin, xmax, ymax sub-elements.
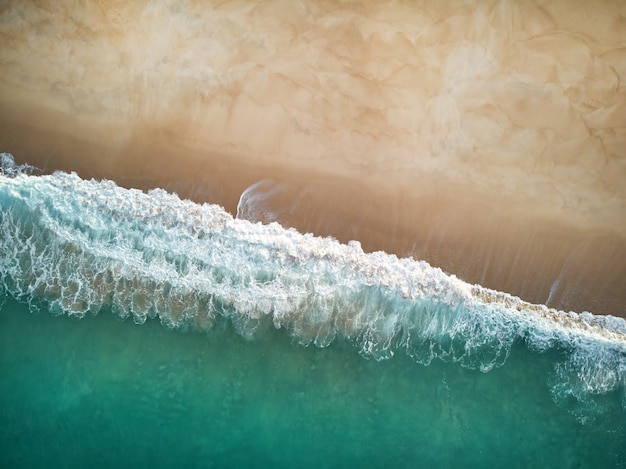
<box><xmin>0</xmin><ymin>0</ymin><xmax>625</xmax><ymax>314</ymax></box>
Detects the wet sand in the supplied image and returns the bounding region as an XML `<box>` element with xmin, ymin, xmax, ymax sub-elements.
<box><xmin>1</xmin><ymin>0</ymin><xmax>625</xmax><ymax>315</ymax></box>
<box><xmin>3</xmin><ymin>105</ymin><xmax>625</xmax><ymax>316</ymax></box>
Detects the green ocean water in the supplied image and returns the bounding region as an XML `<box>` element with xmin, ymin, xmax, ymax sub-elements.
<box><xmin>1</xmin><ymin>296</ymin><xmax>624</xmax><ymax>468</ymax></box>
<box><xmin>0</xmin><ymin>157</ymin><xmax>625</xmax><ymax>467</ymax></box>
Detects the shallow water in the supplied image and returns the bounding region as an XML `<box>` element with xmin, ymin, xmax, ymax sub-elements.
<box><xmin>1</xmin><ymin>161</ymin><xmax>625</xmax><ymax>467</ymax></box>
<box><xmin>1</xmin><ymin>298</ymin><xmax>625</xmax><ymax>468</ymax></box>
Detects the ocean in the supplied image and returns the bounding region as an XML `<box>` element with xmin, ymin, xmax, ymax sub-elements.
<box><xmin>1</xmin><ymin>0</ymin><xmax>626</xmax><ymax>467</ymax></box>
<box><xmin>0</xmin><ymin>154</ymin><xmax>625</xmax><ymax>467</ymax></box>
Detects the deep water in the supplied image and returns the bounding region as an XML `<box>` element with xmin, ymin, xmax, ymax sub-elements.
<box><xmin>1</xmin><ymin>297</ymin><xmax>625</xmax><ymax>468</ymax></box>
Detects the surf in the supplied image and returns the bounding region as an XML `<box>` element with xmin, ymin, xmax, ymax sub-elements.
<box><xmin>1</xmin><ymin>153</ymin><xmax>624</xmax><ymax>414</ymax></box>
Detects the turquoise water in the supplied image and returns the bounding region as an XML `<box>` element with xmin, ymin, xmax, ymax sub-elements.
<box><xmin>1</xmin><ymin>154</ymin><xmax>625</xmax><ymax>467</ymax></box>
<box><xmin>1</xmin><ymin>298</ymin><xmax>625</xmax><ymax>468</ymax></box>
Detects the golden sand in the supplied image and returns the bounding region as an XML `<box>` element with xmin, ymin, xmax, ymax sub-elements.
<box><xmin>0</xmin><ymin>0</ymin><xmax>625</xmax><ymax>315</ymax></box>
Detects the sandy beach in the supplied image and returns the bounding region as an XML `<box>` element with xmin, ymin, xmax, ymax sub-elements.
<box><xmin>1</xmin><ymin>0</ymin><xmax>625</xmax><ymax>315</ymax></box>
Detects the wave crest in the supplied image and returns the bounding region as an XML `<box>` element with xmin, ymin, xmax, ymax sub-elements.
<box><xmin>1</xmin><ymin>153</ymin><xmax>625</xmax><ymax>411</ymax></box>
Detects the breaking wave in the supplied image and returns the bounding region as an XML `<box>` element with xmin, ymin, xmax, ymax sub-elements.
<box><xmin>1</xmin><ymin>153</ymin><xmax>625</xmax><ymax>411</ymax></box>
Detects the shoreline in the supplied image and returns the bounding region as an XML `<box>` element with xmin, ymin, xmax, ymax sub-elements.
<box><xmin>2</xmin><ymin>94</ymin><xmax>625</xmax><ymax>238</ymax></box>
<box><xmin>1</xmin><ymin>0</ymin><xmax>625</xmax><ymax>315</ymax></box>
<box><xmin>1</xmin><ymin>109</ymin><xmax>625</xmax><ymax>317</ymax></box>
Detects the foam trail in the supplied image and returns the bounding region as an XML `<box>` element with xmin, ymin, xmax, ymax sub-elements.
<box><xmin>236</xmin><ymin>179</ymin><xmax>291</xmax><ymax>223</ymax></box>
<box><xmin>0</xmin><ymin>153</ymin><xmax>624</xmax><ymax>411</ymax></box>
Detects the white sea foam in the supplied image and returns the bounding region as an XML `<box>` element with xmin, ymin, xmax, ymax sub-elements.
<box><xmin>0</xmin><ymin>153</ymin><xmax>624</xmax><ymax>407</ymax></box>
